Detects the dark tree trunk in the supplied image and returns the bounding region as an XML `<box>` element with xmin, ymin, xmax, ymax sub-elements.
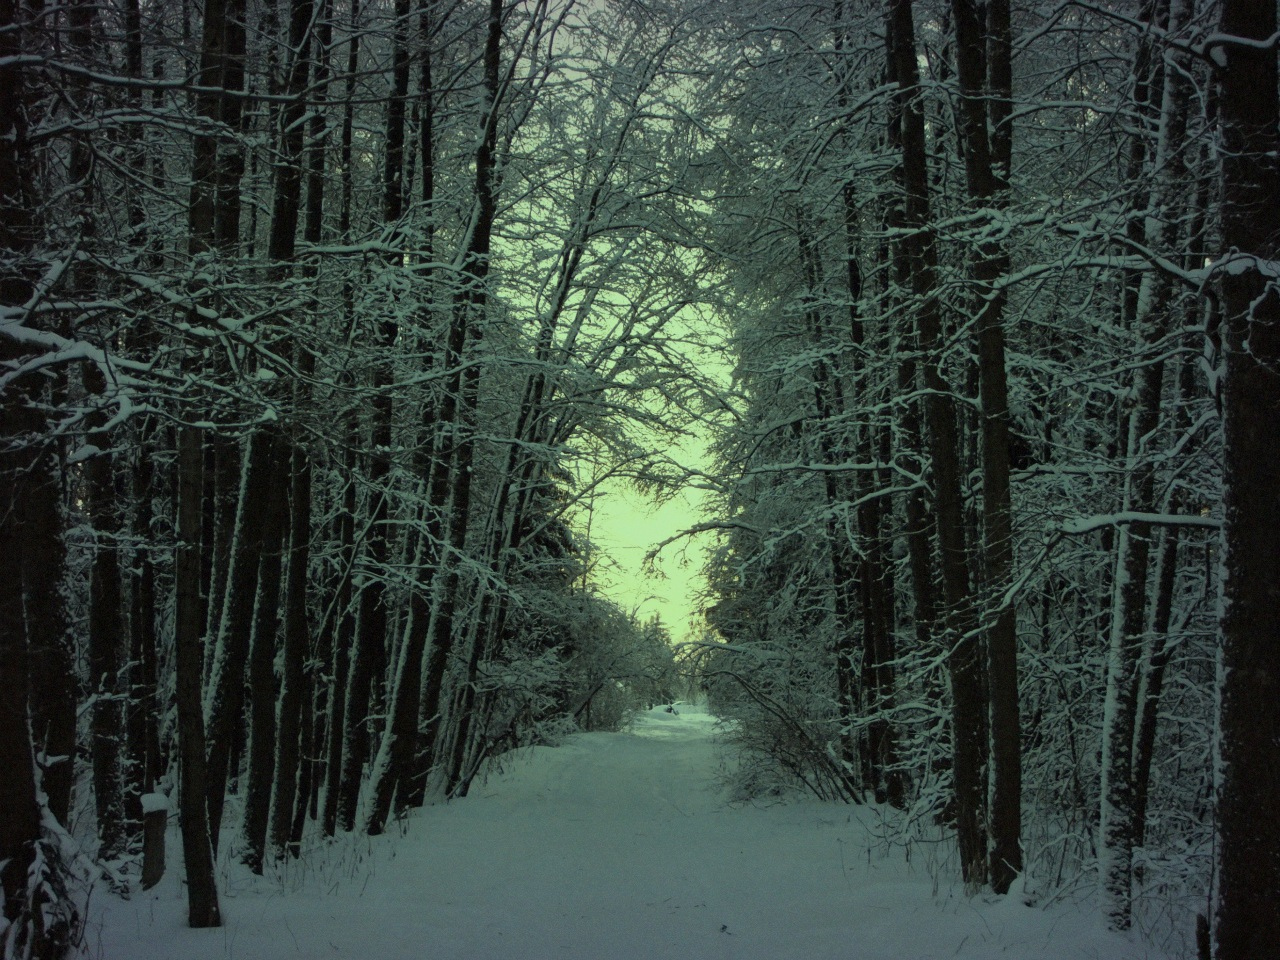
<box><xmin>21</xmin><ymin>436</ymin><xmax>76</xmax><ymax>832</ymax></box>
<box><xmin>949</xmin><ymin>0</ymin><xmax>1020</xmax><ymax>894</ymax></box>
<box><xmin>0</xmin><ymin>660</ymin><xmax>50</xmax><ymax>955</ymax></box>
<box><xmin>1101</xmin><ymin>0</ymin><xmax>1192</xmax><ymax>925</ymax></box>
<box><xmin>263</xmin><ymin>0</ymin><xmax>319</xmax><ymax>863</ymax></box>
<box><xmin>1133</xmin><ymin>263</ymin><xmax>1206</xmax><ymax>855</ymax></box>
<box><xmin>200</xmin><ymin>0</ymin><xmax>248</xmax><ymax>668</ymax></box>
<box><xmin>204</xmin><ymin>430</ymin><xmax>275</xmax><ymax>849</ymax></box>
<box><xmin>84</xmin><ymin>387</ymin><xmax>128</xmax><ymax>862</ymax></box>
<box><xmin>61</xmin><ymin>0</ymin><xmax>130</xmax><ymax>866</ymax></box>
<box><xmin>118</xmin><ymin>0</ymin><xmax>165</xmax><ymax>877</ymax></box>
<box><xmin>0</xmin><ymin>623</ymin><xmax>71</xmax><ymax>960</ymax></box>
<box><xmin>361</xmin><ymin>0</ymin><xmax>423</xmax><ymax>836</ymax></box>
<box><xmin>364</xmin><ymin>0</ymin><xmax>448</xmax><ymax>826</ymax></box>
<box><xmin>321</xmin><ymin>0</ymin><xmax>362</xmax><ymax>839</ymax></box>
<box><xmin>883</xmin><ymin>66</ymin><xmax>939</xmax><ymax>666</ymax></box>
<box><xmin>172</xmin><ymin>0</ymin><xmax>252</xmax><ymax>922</ymax></box>
<box><xmin>795</xmin><ymin>215</ymin><xmax>866</xmax><ymax>795</ymax></box>
<box><xmin>203</xmin><ymin>439</ymin><xmax>241</xmax><ymax>682</ymax></box>
<box><xmin>175</xmin><ymin>427</ymin><xmax>220</xmax><ymax>927</ymax></box>
<box><xmin>0</xmin><ymin>7</ymin><xmax>77</xmax><ymax>949</ymax></box>
<box><xmin>1213</xmin><ymin>1</ymin><xmax>1280</xmax><ymax>956</ymax></box>
<box><xmin>337</xmin><ymin>0</ymin><xmax>411</xmax><ymax>832</ymax></box>
<box><xmin>127</xmin><ymin>433</ymin><xmax>166</xmax><ymax>888</ymax></box>
<box><xmin>322</xmin><ymin>468</ymin><xmax>358</xmax><ymax>837</ymax></box>
<box><xmin>271</xmin><ymin>436</ymin><xmax>312</xmax><ymax>857</ymax></box>
<box><xmin>886</xmin><ymin>0</ymin><xmax>986</xmax><ymax>886</ymax></box>
<box><xmin>239</xmin><ymin>438</ymin><xmax>289</xmax><ymax>872</ymax></box>
<box><xmin>417</xmin><ymin>0</ymin><xmax>504</xmax><ymax>794</ymax></box>
<box><xmin>830</xmin><ymin>0</ymin><xmax>903</xmax><ymax>810</ymax></box>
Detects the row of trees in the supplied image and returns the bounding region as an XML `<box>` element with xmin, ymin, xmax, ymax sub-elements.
<box><xmin>0</xmin><ymin>0</ymin><xmax>698</xmax><ymax>952</ymax></box>
<box><xmin>693</xmin><ymin>0</ymin><xmax>1276</xmax><ymax>956</ymax></box>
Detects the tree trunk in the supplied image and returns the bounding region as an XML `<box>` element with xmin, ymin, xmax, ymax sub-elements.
<box><xmin>199</xmin><ymin>0</ymin><xmax>249</xmax><ymax>669</ymax></box>
<box><xmin>1100</xmin><ymin>0</ymin><xmax>1192</xmax><ymax>925</ymax></box>
<box><xmin>0</xmin><ymin>6</ymin><xmax>77</xmax><ymax>948</ymax></box>
<box><xmin>337</xmin><ymin>0</ymin><xmax>411</xmax><ymax>831</ymax></box>
<box><xmin>417</xmin><ymin>0</ymin><xmax>504</xmax><ymax>794</ymax></box>
<box><xmin>322</xmin><ymin>469</ymin><xmax>357</xmax><ymax>827</ymax></box>
<box><xmin>1212</xmin><ymin>1</ymin><xmax>1280</xmax><ymax>955</ymax></box>
<box><xmin>84</xmin><ymin>379</ymin><xmax>128</xmax><ymax>863</ymax></box>
<box><xmin>949</xmin><ymin>0</ymin><xmax>1020</xmax><ymax>894</ymax></box>
<box><xmin>204</xmin><ymin>430</ymin><xmax>275</xmax><ymax>849</ymax></box>
<box><xmin>175</xmin><ymin>426</ymin><xmax>221</xmax><ymax>927</ymax></box>
<box><xmin>886</xmin><ymin>0</ymin><xmax>986</xmax><ymax>886</ymax></box>
<box><xmin>118</xmin><ymin>0</ymin><xmax>165</xmax><ymax>872</ymax></box>
<box><xmin>262</xmin><ymin>0</ymin><xmax>320</xmax><ymax>863</ymax></box>
<box><xmin>172</xmin><ymin>0</ymin><xmax>252</xmax><ymax>922</ymax></box>
<box><xmin>239</xmin><ymin>437</ymin><xmax>289</xmax><ymax>872</ymax></box>
<box><xmin>127</xmin><ymin>433</ymin><xmax>165</xmax><ymax>885</ymax></box>
<box><xmin>1133</xmin><ymin>239</ymin><xmax>1206</xmax><ymax>854</ymax></box>
<box><xmin>321</xmin><ymin>0</ymin><xmax>362</xmax><ymax>839</ymax></box>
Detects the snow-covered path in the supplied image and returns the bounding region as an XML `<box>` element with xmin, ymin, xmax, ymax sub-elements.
<box><xmin>92</xmin><ymin>706</ymin><xmax>1169</xmax><ymax>959</ymax></box>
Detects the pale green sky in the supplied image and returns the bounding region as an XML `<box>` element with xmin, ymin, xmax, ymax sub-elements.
<box><xmin>568</xmin><ymin>424</ymin><xmax>719</xmax><ymax>644</ymax></box>
<box><xmin>563</xmin><ymin>304</ymin><xmax>733</xmax><ymax>644</ymax></box>
<box><xmin>583</xmin><ymin>472</ymin><xmax>711</xmax><ymax>642</ymax></box>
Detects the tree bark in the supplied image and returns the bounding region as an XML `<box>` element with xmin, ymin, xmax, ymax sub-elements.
<box><xmin>417</xmin><ymin>0</ymin><xmax>504</xmax><ymax>796</ymax></box>
<box><xmin>1100</xmin><ymin>0</ymin><xmax>1192</xmax><ymax>926</ymax></box>
<box><xmin>238</xmin><ymin>437</ymin><xmax>289</xmax><ymax>871</ymax></box>
<box><xmin>830</xmin><ymin>5</ymin><xmax>903</xmax><ymax>801</ymax></box>
<box><xmin>321</xmin><ymin>0</ymin><xmax>362</xmax><ymax>839</ymax></box>
<box><xmin>1212</xmin><ymin>1</ymin><xmax>1280</xmax><ymax>955</ymax></box>
<box><xmin>175</xmin><ymin>427</ymin><xmax>220</xmax><ymax>927</ymax></box>
<box><xmin>886</xmin><ymin>0</ymin><xmax>987</xmax><ymax>886</ymax></box>
<box><xmin>949</xmin><ymin>0</ymin><xmax>1020</xmax><ymax>894</ymax></box>
<box><xmin>204</xmin><ymin>430</ymin><xmax>274</xmax><ymax>850</ymax></box>
<box><xmin>262</xmin><ymin>0</ymin><xmax>320</xmax><ymax>863</ymax></box>
<box><xmin>172</xmin><ymin>0</ymin><xmax>252</xmax><ymax>922</ymax></box>
<box><xmin>0</xmin><ymin>6</ymin><xmax>77</xmax><ymax>949</ymax></box>
<box><xmin>337</xmin><ymin>0</ymin><xmax>412</xmax><ymax>832</ymax></box>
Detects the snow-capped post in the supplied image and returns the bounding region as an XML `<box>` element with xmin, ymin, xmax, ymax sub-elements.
<box><xmin>139</xmin><ymin>793</ymin><xmax>169</xmax><ymax>890</ymax></box>
<box><xmin>1211</xmin><ymin>0</ymin><xmax>1280</xmax><ymax>956</ymax></box>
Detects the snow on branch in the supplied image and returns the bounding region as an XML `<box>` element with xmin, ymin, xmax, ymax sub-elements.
<box><xmin>1068</xmin><ymin>2</ymin><xmax>1280</xmax><ymax>68</ymax></box>
<box><xmin>1059</xmin><ymin>511</ymin><xmax>1221</xmax><ymax>536</ymax></box>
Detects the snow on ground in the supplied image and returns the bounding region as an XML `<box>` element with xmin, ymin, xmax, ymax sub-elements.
<box><xmin>89</xmin><ymin>705</ymin><xmax>1174</xmax><ymax>960</ymax></box>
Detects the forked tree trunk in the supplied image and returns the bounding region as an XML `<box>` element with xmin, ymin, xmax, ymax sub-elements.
<box><xmin>949</xmin><ymin>0</ymin><xmax>1020</xmax><ymax>894</ymax></box>
<box><xmin>262</xmin><ymin>0</ymin><xmax>321</xmax><ymax>864</ymax></box>
<box><xmin>204</xmin><ymin>429</ymin><xmax>275</xmax><ymax>850</ymax></box>
<box><xmin>172</xmin><ymin>0</ymin><xmax>253</xmax><ymax>924</ymax></box>
<box><xmin>337</xmin><ymin>0</ymin><xmax>411</xmax><ymax>832</ymax></box>
<box><xmin>886</xmin><ymin>0</ymin><xmax>987</xmax><ymax>886</ymax></box>
<box><xmin>417</xmin><ymin>0</ymin><xmax>504</xmax><ymax>795</ymax></box>
<box><xmin>1100</xmin><ymin>0</ymin><xmax>1191</xmax><ymax>926</ymax></box>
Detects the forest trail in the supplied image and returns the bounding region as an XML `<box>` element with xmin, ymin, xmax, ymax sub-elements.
<box><xmin>92</xmin><ymin>706</ymin><xmax>1166</xmax><ymax>960</ymax></box>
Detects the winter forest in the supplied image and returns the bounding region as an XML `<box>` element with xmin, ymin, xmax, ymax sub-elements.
<box><xmin>1</xmin><ymin>0</ymin><xmax>1278</xmax><ymax>957</ymax></box>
